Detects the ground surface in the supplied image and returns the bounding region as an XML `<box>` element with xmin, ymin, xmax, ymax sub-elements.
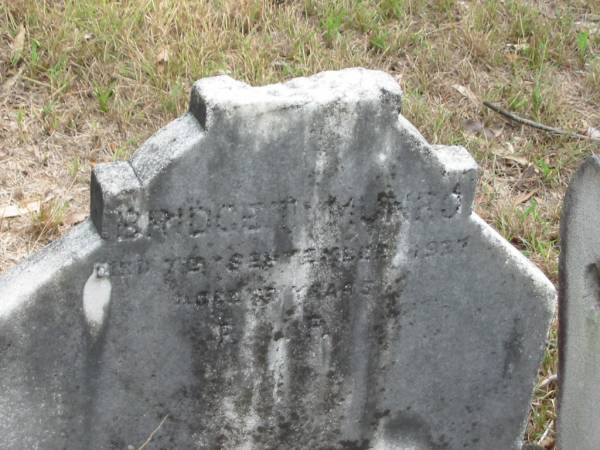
<box><xmin>1</xmin><ymin>1</ymin><xmax>599</xmax><ymax>447</ymax></box>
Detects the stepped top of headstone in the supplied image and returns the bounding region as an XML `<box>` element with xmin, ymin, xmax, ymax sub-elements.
<box><xmin>132</xmin><ymin>68</ymin><xmax>406</xmax><ymax>186</ymax></box>
<box><xmin>0</xmin><ymin>68</ymin><xmax>555</xmax><ymax>450</ymax></box>
<box><xmin>191</xmin><ymin>68</ymin><xmax>403</xmax><ymax>122</ymax></box>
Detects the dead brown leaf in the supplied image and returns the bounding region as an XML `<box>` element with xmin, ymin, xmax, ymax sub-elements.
<box><xmin>462</xmin><ymin>118</ymin><xmax>484</xmax><ymax>135</ymax></box>
<box><xmin>156</xmin><ymin>47</ymin><xmax>169</xmax><ymax>65</ymax></box>
<box><xmin>586</xmin><ymin>126</ymin><xmax>600</xmax><ymax>140</ymax></box>
<box><xmin>64</xmin><ymin>211</ymin><xmax>88</xmax><ymax>226</ymax></box>
<box><xmin>452</xmin><ymin>84</ymin><xmax>479</xmax><ymax>107</ymax></box>
<box><xmin>11</xmin><ymin>25</ymin><xmax>26</xmax><ymax>63</ymax></box>
<box><xmin>1</xmin><ymin>67</ymin><xmax>25</xmax><ymax>98</ymax></box>
<box><xmin>506</xmin><ymin>42</ymin><xmax>530</xmax><ymax>52</ymax></box>
<box><xmin>540</xmin><ymin>436</ymin><xmax>555</xmax><ymax>449</ymax></box>
<box><xmin>483</xmin><ymin>124</ymin><xmax>503</xmax><ymax>139</ymax></box>
<box><xmin>0</xmin><ymin>201</ymin><xmax>40</xmax><ymax>219</ymax></box>
<box><xmin>501</xmin><ymin>154</ymin><xmax>529</xmax><ymax>167</ymax></box>
<box><xmin>515</xmin><ymin>164</ymin><xmax>540</xmax><ymax>189</ymax></box>
<box><xmin>514</xmin><ymin>190</ymin><xmax>537</xmax><ymax>205</ymax></box>
<box><xmin>491</xmin><ymin>145</ymin><xmax>528</xmax><ymax>167</ymax></box>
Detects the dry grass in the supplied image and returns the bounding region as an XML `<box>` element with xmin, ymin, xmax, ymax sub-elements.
<box><xmin>1</xmin><ymin>0</ymin><xmax>599</xmax><ymax>446</ymax></box>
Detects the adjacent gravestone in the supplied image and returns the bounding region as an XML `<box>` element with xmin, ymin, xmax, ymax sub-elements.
<box><xmin>0</xmin><ymin>69</ymin><xmax>555</xmax><ymax>450</ymax></box>
<box><xmin>558</xmin><ymin>155</ymin><xmax>600</xmax><ymax>450</ymax></box>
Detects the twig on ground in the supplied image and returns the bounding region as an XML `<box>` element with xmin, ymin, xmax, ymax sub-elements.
<box><xmin>137</xmin><ymin>414</ymin><xmax>169</xmax><ymax>450</ymax></box>
<box><xmin>21</xmin><ymin>75</ymin><xmax>51</xmax><ymax>89</ymax></box>
<box><xmin>537</xmin><ymin>373</ymin><xmax>558</xmax><ymax>389</ymax></box>
<box><xmin>536</xmin><ymin>419</ymin><xmax>554</xmax><ymax>446</ymax></box>
<box><xmin>483</xmin><ymin>101</ymin><xmax>600</xmax><ymax>142</ymax></box>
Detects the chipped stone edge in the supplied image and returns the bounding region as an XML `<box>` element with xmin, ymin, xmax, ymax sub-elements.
<box><xmin>395</xmin><ymin>115</ymin><xmax>480</xmax><ymax>177</ymax></box>
<box><xmin>0</xmin><ymin>220</ymin><xmax>103</xmax><ymax>320</ymax></box>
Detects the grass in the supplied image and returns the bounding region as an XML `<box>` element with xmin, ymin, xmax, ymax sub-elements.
<box><xmin>1</xmin><ymin>0</ymin><xmax>599</xmax><ymax>447</ymax></box>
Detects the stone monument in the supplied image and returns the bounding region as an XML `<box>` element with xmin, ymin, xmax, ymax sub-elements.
<box><xmin>558</xmin><ymin>155</ymin><xmax>600</xmax><ymax>450</ymax></box>
<box><xmin>0</xmin><ymin>69</ymin><xmax>555</xmax><ymax>449</ymax></box>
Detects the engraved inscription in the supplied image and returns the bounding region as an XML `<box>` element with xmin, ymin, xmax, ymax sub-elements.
<box><xmin>109</xmin><ymin>191</ymin><xmax>464</xmax><ymax>241</ymax></box>
<box><xmin>104</xmin><ymin>190</ymin><xmax>470</xmax><ymax>352</ymax></box>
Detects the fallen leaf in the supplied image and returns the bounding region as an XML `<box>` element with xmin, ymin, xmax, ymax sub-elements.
<box><xmin>65</xmin><ymin>211</ymin><xmax>88</xmax><ymax>226</ymax></box>
<box><xmin>520</xmin><ymin>164</ymin><xmax>538</xmax><ymax>180</ymax></box>
<box><xmin>506</xmin><ymin>42</ymin><xmax>529</xmax><ymax>52</ymax></box>
<box><xmin>490</xmin><ymin>124</ymin><xmax>503</xmax><ymax>137</ymax></box>
<box><xmin>457</xmin><ymin>1</ymin><xmax>469</xmax><ymax>11</ymax></box>
<box><xmin>513</xmin><ymin>190</ymin><xmax>537</xmax><ymax>205</ymax></box>
<box><xmin>452</xmin><ymin>84</ymin><xmax>479</xmax><ymax>107</ymax></box>
<box><xmin>540</xmin><ymin>437</ymin><xmax>555</xmax><ymax>449</ymax></box>
<box><xmin>463</xmin><ymin>119</ymin><xmax>504</xmax><ymax>140</ymax></box>
<box><xmin>0</xmin><ymin>205</ymin><xmax>21</xmax><ymax>219</ymax></box>
<box><xmin>156</xmin><ymin>47</ymin><xmax>169</xmax><ymax>65</ymax></box>
<box><xmin>575</xmin><ymin>21</ymin><xmax>600</xmax><ymax>35</ymax></box>
<box><xmin>1</xmin><ymin>66</ymin><xmax>24</xmax><ymax>97</ymax></box>
<box><xmin>501</xmin><ymin>154</ymin><xmax>529</xmax><ymax>166</ymax></box>
<box><xmin>483</xmin><ymin>124</ymin><xmax>503</xmax><ymax>139</ymax></box>
<box><xmin>587</xmin><ymin>126</ymin><xmax>600</xmax><ymax>140</ymax></box>
<box><xmin>271</xmin><ymin>60</ymin><xmax>288</xmax><ymax>70</ymax></box>
<box><xmin>537</xmin><ymin>373</ymin><xmax>557</xmax><ymax>389</ymax></box>
<box><xmin>462</xmin><ymin>119</ymin><xmax>484</xmax><ymax>135</ymax></box>
<box><xmin>0</xmin><ymin>201</ymin><xmax>40</xmax><ymax>219</ymax></box>
<box><xmin>11</xmin><ymin>25</ymin><xmax>25</xmax><ymax>62</ymax></box>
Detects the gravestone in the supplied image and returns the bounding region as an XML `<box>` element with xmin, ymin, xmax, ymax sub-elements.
<box><xmin>558</xmin><ymin>155</ymin><xmax>600</xmax><ymax>450</ymax></box>
<box><xmin>0</xmin><ymin>69</ymin><xmax>555</xmax><ymax>449</ymax></box>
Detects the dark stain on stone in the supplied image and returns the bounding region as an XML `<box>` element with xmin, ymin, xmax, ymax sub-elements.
<box><xmin>383</xmin><ymin>410</ymin><xmax>446</xmax><ymax>450</ymax></box>
<box><xmin>503</xmin><ymin>317</ymin><xmax>524</xmax><ymax>378</ymax></box>
<box><xmin>336</xmin><ymin>438</ymin><xmax>371</xmax><ymax>450</ymax></box>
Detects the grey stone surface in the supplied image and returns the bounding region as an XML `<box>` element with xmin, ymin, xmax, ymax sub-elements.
<box><xmin>558</xmin><ymin>155</ymin><xmax>600</xmax><ymax>450</ymax></box>
<box><xmin>0</xmin><ymin>68</ymin><xmax>555</xmax><ymax>450</ymax></box>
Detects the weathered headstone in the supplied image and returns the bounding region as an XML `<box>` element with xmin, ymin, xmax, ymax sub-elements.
<box><xmin>0</xmin><ymin>69</ymin><xmax>555</xmax><ymax>449</ymax></box>
<box><xmin>558</xmin><ymin>155</ymin><xmax>600</xmax><ymax>450</ymax></box>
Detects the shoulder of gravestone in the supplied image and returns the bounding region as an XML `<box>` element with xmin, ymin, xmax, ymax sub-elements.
<box><xmin>394</xmin><ymin>115</ymin><xmax>480</xmax><ymax>176</ymax></box>
<box><xmin>391</xmin><ymin>113</ymin><xmax>480</xmax><ymax>216</ymax></box>
<box><xmin>0</xmin><ymin>220</ymin><xmax>103</xmax><ymax>319</ymax></box>
<box><xmin>430</xmin><ymin>143</ymin><xmax>480</xmax><ymax>212</ymax></box>
<box><xmin>470</xmin><ymin>212</ymin><xmax>557</xmax><ymax>308</ymax></box>
<box><xmin>130</xmin><ymin>112</ymin><xmax>205</xmax><ymax>187</ymax></box>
